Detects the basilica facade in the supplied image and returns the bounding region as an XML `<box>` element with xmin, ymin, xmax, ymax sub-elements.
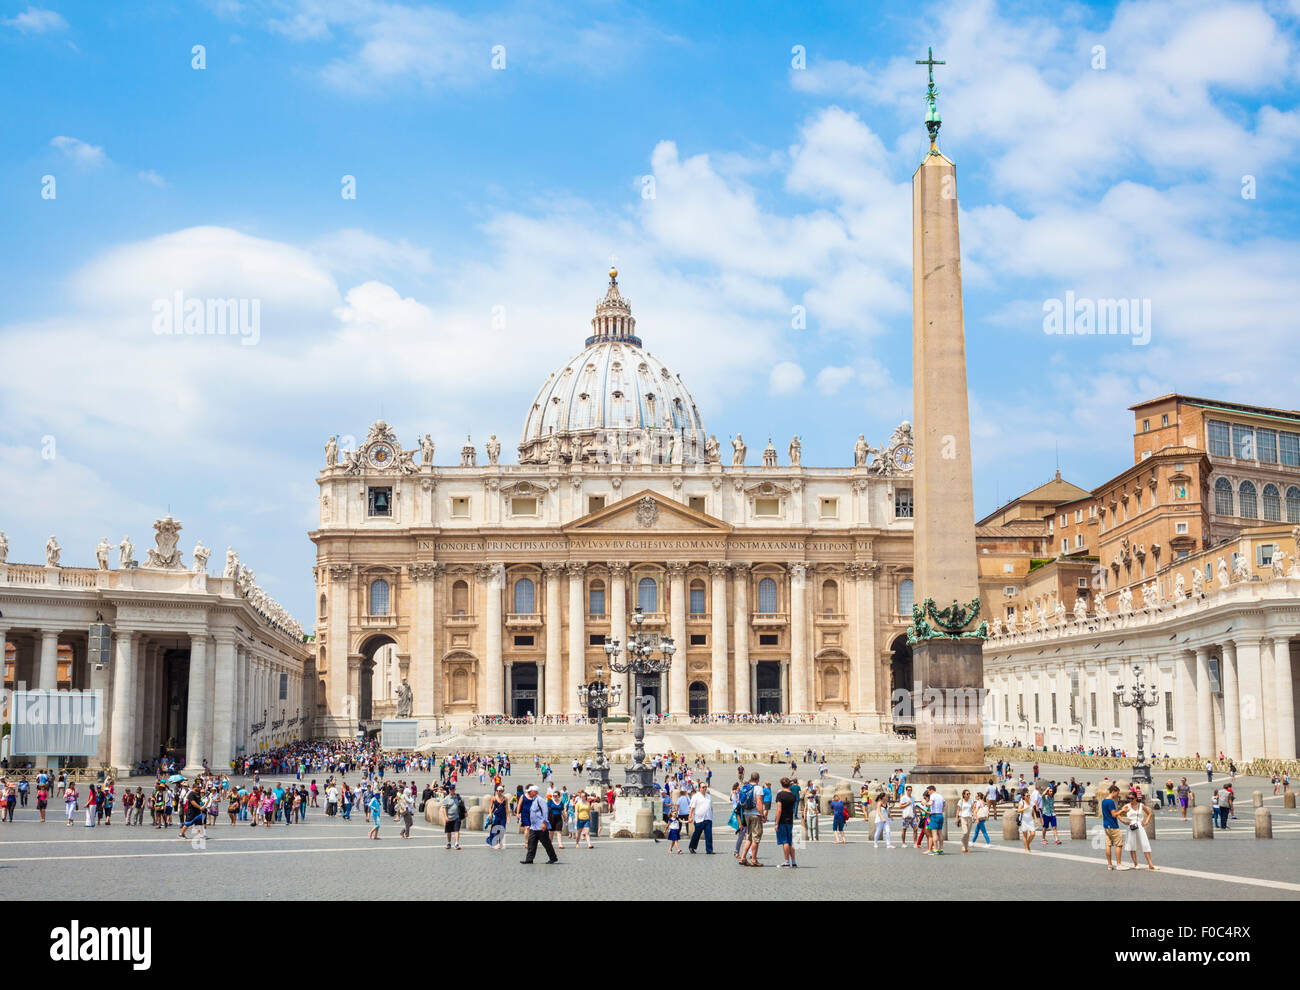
<box><xmin>311</xmin><ymin>271</ymin><xmax>918</xmax><ymax>738</ymax></box>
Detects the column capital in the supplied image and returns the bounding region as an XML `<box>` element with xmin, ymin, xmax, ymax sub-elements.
<box><xmin>542</xmin><ymin>561</ymin><xmax>567</xmax><ymax>578</ymax></box>
<box><xmin>729</xmin><ymin>561</ymin><xmax>752</xmax><ymax>577</ymax></box>
<box><xmin>408</xmin><ymin>562</ymin><xmax>444</xmax><ymax>581</ymax></box>
<box><xmin>607</xmin><ymin>561</ymin><xmax>630</xmax><ymax>578</ymax></box>
<box><xmin>666</xmin><ymin>560</ymin><xmax>689</xmax><ymax>577</ymax></box>
<box><xmin>707</xmin><ymin>560</ymin><xmax>729</xmax><ymax>577</ymax></box>
<box><xmin>787</xmin><ymin>561</ymin><xmax>807</xmax><ymax>581</ymax></box>
<box><xmin>327</xmin><ymin>564</ymin><xmax>352</xmax><ymax>583</ymax></box>
<box><xmin>566</xmin><ymin>560</ymin><xmax>588</xmax><ymax>579</ymax></box>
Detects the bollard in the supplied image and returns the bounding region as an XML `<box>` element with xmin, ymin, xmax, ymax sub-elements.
<box><xmin>1143</xmin><ymin>799</ymin><xmax>1156</xmax><ymax>840</ymax></box>
<box><xmin>1252</xmin><ymin>791</ymin><xmax>1264</xmax><ymax>808</ymax></box>
<box><xmin>1191</xmin><ymin>804</ymin><xmax>1214</xmax><ymax>839</ymax></box>
<box><xmin>1069</xmin><ymin>808</ymin><xmax>1087</xmax><ymax>840</ymax></box>
<box><xmin>466</xmin><ymin>806</ymin><xmax>486</xmax><ymax>832</ymax></box>
<box><xmin>1285</xmin><ymin>790</ymin><xmax>1296</xmax><ymax>809</ymax></box>
<box><xmin>1002</xmin><ymin>810</ymin><xmax>1019</xmax><ymax>841</ymax></box>
<box><xmin>634</xmin><ymin>808</ymin><xmax>653</xmax><ymax>838</ymax></box>
<box><xmin>1255</xmin><ymin>806</ymin><xmax>1272</xmax><ymax>839</ymax></box>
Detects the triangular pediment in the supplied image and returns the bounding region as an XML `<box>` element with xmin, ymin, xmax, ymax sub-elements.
<box><xmin>564</xmin><ymin>489</ymin><xmax>732</xmax><ymax>533</ymax></box>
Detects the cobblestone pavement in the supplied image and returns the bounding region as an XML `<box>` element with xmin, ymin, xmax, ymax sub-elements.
<box><xmin>3</xmin><ymin>755</ymin><xmax>1296</xmax><ymax>900</ymax></box>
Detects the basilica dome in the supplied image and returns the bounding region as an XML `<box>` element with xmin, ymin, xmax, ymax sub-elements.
<box><xmin>518</xmin><ymin>269</ymin><xmax>707</xmax><ymax>465</ymax></box>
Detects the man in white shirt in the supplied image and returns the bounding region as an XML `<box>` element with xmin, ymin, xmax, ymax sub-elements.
<box><xmin>897</xmin><ymin>786</ymin><xmax>916</xmax><ymax>845</ymax></box>
<box><xmin>326</xmin><ymin>784</ymin><xmax>339</xmax><ymax>817</ymax></box>
<box><xmin>687</xmin><ymin>788</ymin><xmax>714</xmax><ymax>854</ymax></box>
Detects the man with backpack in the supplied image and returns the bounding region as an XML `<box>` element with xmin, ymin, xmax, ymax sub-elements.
<box><xmin>441</xmin><ymin>782</ymin><xmax>465</xmax><ymax>849</ymax></box>
<box><xmin>738</xmin><ymin>771</ymin><xmax>766</xmax><ymax>867</ymax></box>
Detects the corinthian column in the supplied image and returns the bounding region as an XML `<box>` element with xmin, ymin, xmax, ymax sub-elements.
<box><xmin>789</xmin><ymin>562</ymin><xmax>809</xmax><ymax>713</ymax></box>
<box><xmin>609</xmin><ymin>563</ymin><xmax>630</xmax><ymax>715</ymax></box>
<box><xmin>1195</xmin><ymin>646</ymin><xmax>1215</xmax><ymax>758</ymax></box>
<box><xmin>483</xmin><ymin>563</ymin><xmax>505</xmax><ymax>715</ymax></box>
<box><xmin>1277</xmin><ymin>638</ymin><xmax>1296</xmax><ymax>761</ymax></box>
<box><xmin>211</xmin><ymin>634</ymin><xmax>237</xmax><ymax>771</ymax></box>
<box><xmin>183</xmin><ymin>634</ymin><xmax>207</xmax><ymax>773</ymax></box>
<box><xmin>668</xmin><ymin>561</ymin><xmax>688</xmax><ymax>715</ymax></box>
<box><xmin>567</xmin><ymin>562</ymin><xmax>586</xmax><ymax>715</ymax></box>
<box><xmin>709</xmin><ymin>561</ymin><xmax>729</xmax><ymax>712</ymax></box>
<box><xmin>109</xmin><ymin>631</ymin><xmax>137</xmax><ymax>775</ymax></box>
<box><xmin>732</xmin><ymin>563</ymin><xmax>751</xmax><ymax>713</ymax></box>
<box><xmin>544</xmin><ymin>562</ymin><xmax>565</xmax><ymax>716</ymax></box>
<box><xmin>1221</xmin><ymin>642</ymin><xmax>1242</xmax><ymax>761</ymax></box>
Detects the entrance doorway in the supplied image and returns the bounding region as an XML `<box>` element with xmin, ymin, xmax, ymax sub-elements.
<box><xmin>756</xmin><ymin>661</ymin><xmax>782</xmax><ymax>715</ymax></box>
<box><xmin>634</xmin><ymin>673</ymin><xmax>661</xmax><ymax>717</ymax></box>
<box><xmin>889</xmin><ymin>635</ymin><xmax>914</xmax><ymax>734</ymax></box>
<box><xmin>358</xmin><ymin>635</ymin><xmax>397</xmax><ymax>722</ymax></box>
<box><xmin>688</xmin><ymin>681</ymin><xmax>708</xmax><ymax>718</ymax></box>
<box><xmin>511</xmin><ymin>662</ymin><xmax>538</xmax><ymax>718</ymax></box>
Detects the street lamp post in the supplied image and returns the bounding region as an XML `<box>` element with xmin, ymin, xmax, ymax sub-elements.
<box><xmin>577</xmin><ymin>666</ymin><xmax>622</xmax><ymax>790</ymax></box>
<box><xmin>1068</xmin><ymin>700</ymin><xmax>1085</xmax><ymax>750</ymax></box>
<box><xmin>1016</xmin><ymin>702</ymin><xmax>1029</xmax><ymax>745</ymax></box>
<box><xmin>604</xmin><ymin>605</ymin><xmax>675</xmax><ymax>797</ymax></box>
<box><xmin>1115</xmin><ymin>664</ymin><xmax>1160</xmax><ymax>785</ymax></box>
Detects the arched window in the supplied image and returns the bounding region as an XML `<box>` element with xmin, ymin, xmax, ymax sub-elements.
<box><xmin>1262</xmin><ymin>483</ymin><xmax>1281</xmax><ymax>521</ymax></box>
<box><xmin>513</xmin><ymin>577</ymin><xmax>535</xmax><ymax>614</ymax></box>
<box><xmin>688</xmin><ymin>579</ymin><xmax>706</xmax><ymax>614</ymax></box>
<box><xmin>319</xmin><ymin>593</ymin><xmax>327</xmax><ymax>618</ymax></box>
<box><xmin>1287</xmin><ymin>486</ymin><xmax>1300</xmax><ymax>523</ymax></box>
<box><xmin>1214</xmin><ymin>478</ymin><xmax>1234</xmax><ymax>516</ymax></box>
<box><xmin>898</xmin><ymin>578</ymin><xmax>914</xmax><ymax>616</ymax></box>
<box><xmin>1239</xmin><ymin>481</ymin><xmax>1258</xmax><ymax>519</ymax></box>
<box><xmin>637</xmin><ymin>576</ymin><xmax>658</xmax><ymax>612</ymax></box>
<box><xmin>451</xmin><ymin>580</ymin><xmax>469</xmax><ymax>615</ymax></box>
<box><xmin>588</xmin><ymin>579</ymin><xmax>606</xmax><ymax>616</ymax></box>
<box><xmin>368</xmin><ymin>579</ymin><xmax>389</xmax><ymax>617</ymax></box>
<box><xmin>821</xmin><ymin>579</ymin><xmax>838</xmax><ymax>614</ymax></box>
<box><xmin>757</xmin><ymin>577</ymin><xmax>778</xmax><ymax>614</ymax></box>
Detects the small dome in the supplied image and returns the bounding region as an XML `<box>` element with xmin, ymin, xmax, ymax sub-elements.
<box><xmin>518</xmin><ymin>271</ymin><xmax>706</xmax><ymax>464</ymax></box>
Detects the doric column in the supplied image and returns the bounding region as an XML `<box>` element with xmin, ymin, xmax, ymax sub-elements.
<box><xmin>1221</xmin><ymin>642</ymin><xmax>1242</xmax><ymax>761</ymax></box>
<box><xmin>1195</xmin><ymin>646</ymin><xmax>1215</xmax><ymax>758</ymax></box>
<box><xmin>326</xmin><ymin>563</ymin><xmax>352</xmax><ymax>735</ymax></box>
<box><xmin>483</xmin><ymin>563</ymin><xmax>505</xmax><ymax>714</ymax></box>
<box><xmin>668</xmin><ymin>561</ymin><xmax>689</xmax><ymax>715</ymax></box>
<box><xmin>504</xmin><ymin>660</ymin><xmax>514</xmax><ymax>717</ymax></box>
<box><xmin>789</xmin><ymin>562</ymin><xmax>809</xmax><ymax>713</ymax></box>
<box><xmin>731</xmin><ymin>563</ymin><xmax>751</xmax><ymax>714</ymax></box>
<box><xmin>779</xmin><ymin>659</ymin><xmax>790</xmax><ymax>714</ymax></box>
<box><xmin>38</xmin><ymin>629</ymin><xmax>60</xmax><ymax>691</ymax></box>
<box><xmin>183</xmin><ymin>634</ymin><xmax>207</xmax><ymax>772</ymax></box>
<box><xmin>1234</xmin><ymin>638</ymin><xmax>1265</xmax><ymax>761</ymax></box>
<box><xmin>109</xmin><ymin>631</ymin><xmax>137</xmax><ymax>774</ymax></box>
<box><xmin>1176</xmin><ymin>651</ymin><xmax>1197</xmax><ymax>756</ymax></box>
<box><xmin>709</xmin><ymin>561</ymin><xmax>729</xmax><ymax>712</ymax></box>
<box><xmin>544</xmin><ymin>562</ymin><xmax>565</xmax><ymax>716</ymax></box>
<box><xmin>1277</xmin><ymin>638</ymin><xmax>1296</xmax><ymax>760</ymax></box>
<box><xmin>1261</xmin><ymin>637</ymin><xmax>1278</xmax><ymax>756</ymax></box>
<box><xmin>609</xmin><ymin>563</ymin><xmax>629</xmax><ymax>715</ymax></box>
<box><xmin>566</xmin><ymin>562</ymin><xmax>586</xmax><ymax>715</ymax></box>
<box><xmin>211</xmin><ymin>634</ymin><xmax>237</xmax><ymax>771</ymax></box>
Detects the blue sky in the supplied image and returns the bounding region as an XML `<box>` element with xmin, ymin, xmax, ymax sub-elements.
<box><xmin>2</xmin><ymin>0</ymin><xmax>1298</xmax><ymax>624</ymax></box>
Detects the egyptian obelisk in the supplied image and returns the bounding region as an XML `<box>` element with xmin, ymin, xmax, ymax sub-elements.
<box><xmin>908</xmin><ymin>49</ymin><xmax>988</xmax><ymax>783</ymax></box>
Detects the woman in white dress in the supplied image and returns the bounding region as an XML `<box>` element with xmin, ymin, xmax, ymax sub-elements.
<box><xmin>1122</xmin><ymin>793</ymin><xmax>1159</xmax><ymax>871</ymax></box>
<box><xmin>1017</xmin><ymin>789</ymin><xmax>1037</xmax><ymax>852</ymax></box>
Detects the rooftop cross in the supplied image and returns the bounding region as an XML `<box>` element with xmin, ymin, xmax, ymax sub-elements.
<box><xmin>915</xmin><ymin>46</ymin><xmax>945</xmax><ymax>153</ymax></box>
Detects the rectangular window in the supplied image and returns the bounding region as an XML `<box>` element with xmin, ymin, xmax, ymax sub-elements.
<box><xmin>1034</xmin><ymin>695</ymin><xmax>1040</xmax><ymax>722</ymax></box>
<box><xmin>1161</xmin><ymin>414</ymin><xmax>1169</xmax><ymax>427</ymax></box>
<box><xmin>688</xmin><ymin>495</ymin><xmax>706</xmax><ymax>514</ymax></box>
<box><xmin>1207</xmin><ymin>420</ymin><xmax>1231</xmax><ymax>457</ymax></box>
<box><xmin>1051</xmin><ymin>694</ymin><xmax>1057</xmax><ymax>724</ymax></box>
<box><xmin>689</xmin><ymin>586</ymin><xmax>706</xmax><ymax>614</ymax></box>
<box><xmin>1075</xmin><ymin>534</ymin><xmax>1084</xmax><ymax>548</ymax></box>
<box><xmin>819</xmin><ymin>497</ymin><xmax>838</xmax><ymax>519</ymax></box>
<box><xmin>1176</xmin><ymin>550</ymin><xmax>1188</xmax><ymax>560</ymax></box>
<box><xmin>367</xmin><ymin>486</ymin><xmax>393</xmax><ymax>517</ymax></box>
<box><xmin>513</xmin><ymin>635</ymin><xmax>534</xmax><ymax>647</ymax></box>
<box><xmin>1060</xmin><ymin>514</ymin><xmax>1067</xmax><ymax>527</ymax></box>
<box><xmin>1003</xmin><ymin>585</ymin><xmax>1016</xmax><ymax>596</ymax></box>
<box><xmin>894</xmin><ymin>489</ymin><xmax>914</xmax><ymax>518</ymax></box>
<box><xmin>1232</xmin><ymin>423</ymin><xmax>1254</xmax><ymax>459</ymax></box>
<box><xmin>1004</xmin><ymin>696</ymin><xmax>1010</xmax><ymax>723</ymax></box>
<box><xmin>1089</xmin><ymin>692</ymin><xmax>1097</xmax><ymax>726</ymax></box>
<box><xmin>451</xmin><ymin>496</ymin><xmax>470</xmax><ymax>518</ymax></box>
<box><xmin>1281</xmin><ymin>431</ymin><xmax>1300</xmax><ymax>467</ymax></box>
<box><xmin>1075</xmin><ymin>509</ymin><xmax>1083</xmax><ymax>522</ymax></box>
<box><xmin>587</xmin><ymin>495</ymin><xmax>606</xmax><ymax>514</ymax></box>
<box><xmin>588</xmin><ymin>587</ymin><xmax>606</xmax><ymax>615</ymax></box>
<box><xmin>1257</xmin><ymin>427</ymin><xmax>1278</xmax><ymax>463</ymax></box>
<box><xmin>758</xmin><ymin>633</ymin><xmax>778</xmax><ymax>646</ymax></box>
<box><xmin>1142</xmin><ymin>419</ymin><xmax>1150</xmax><ymax>432</ymax></box>
<box><xmin>589</xmin><ymin>633</ymin><xmax>605</xmax><ymax>646</ymax></box>
<box><xmin>1005</xmin><ymin>606</ymin><xmax>1015</xmax><ymax>620</ymax></box>
<box><xmin>1175</xmin><ymin>521</ymin><xmax>1188</xmax><ymax>534</ymax></box>
<box><xmin>1062</xmin><ymin>538</ymin><xmax>1068</xmax><ymax>554</ymax></box>
<box><xmin>1077</xmin><ymin>577</ymin><xmax>1087</xmax><ymax>588</ymax></box>
<box><xmin>754</xmin><ymin>497</ymin><xmax>780</xmax><ymax>517</ymax></box>
<box><xmin>1164</xmin><ymin>692</ymin><xmax>1175</xmax><ymax>733</ymax></box>
<box><xmin>689</xmin><ymin>633</ymin><xmax>707</xmax><ymax>646</ymax></box>
<box><xmin>1113</xmin><ymin>695</ymin><xmax>1121</xmax><ymax>726</ymax></box>
<box><xmin>1258</xmin><ymin>544</ymin><xmax>1275</xmax><ymax>567</ymax></box>
<box><xmin>1208</xmin><ymin>659</ymin><xmax>1221</xmax><ymax>694</ymax></box>
<box><xmin>510</xmin><ymin>496</ymin><xmax>537</xmax><ymax>516</ymax></box>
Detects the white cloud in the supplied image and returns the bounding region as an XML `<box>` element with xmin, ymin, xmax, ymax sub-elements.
<box><xmin>768</xmin><ymin>361</ymin><xmax>806</xmax><ymax>395</ymax></box>
<box><xmin>50</xmin><ymin>135</ymin><xmax>106</xmax><ymax>167</ymax></box>
<box><xmin>815</xmin><ymin>365</ymin><xmax>855</xmax><ymax>395</ymax></box>
<box><xmin>3</xmin><ymin>6</ymin><xmax>67</xmax><ymax>33</ymax></box>
<box><xmin>137</xmin><ymin>169</ymin><xmax>167</xmax><ymax>187</ymax></box>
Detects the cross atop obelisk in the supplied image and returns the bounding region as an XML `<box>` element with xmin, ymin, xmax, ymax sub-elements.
<box><xmin>914</xmin><ymin>46</ymin><xmax>945</xmax><ymax>152</ymax></box>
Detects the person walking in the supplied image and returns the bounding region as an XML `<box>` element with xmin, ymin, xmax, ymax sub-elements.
<box><xmin>872</xmin><ymin>794</ymin><xmax>893</xmax><ymax>848</ymax></box>
<box><xmin>1039</xmin><ymin>786</ymin><xmax>1061</xmax><ymax>845</ymax></box>
<box><xmin>738</xmin><ymin>771</ymin><xmax>765</xmax><ymax>867</ymax></box>
<box><xmin>830</xmin><ymin>792</ymin><xmax>848</xmax><ymax>844</ymax></box>
<box><xmin>773</xmin><ymin>778</ymin><xmax>798</xmax><ymax>868</ymax></box>
<box><xmin>687</xmin><ymin>784</ymin><xmax>714</xmax><ymax>854</ymax></box>
<box><xmin>520</xmin><ymin>784</ymin><xmax>558</xmax><ymax>865</ymax></box>
<box><xmin>803</xmin><ymin>783</ymin><xmax>821</xmax><ymax>843</ymax></box>
<box><xmin>1176</xmin><ymin>778</ymin><xmax>1190</xmax><ymax>821</ymax></box>
<box><xmin>925</xmin><ymin>786</ymin><xmax>945</xmax><ymax>855</ymax></box>
<box><xmin>488</xmin><ymin>785</ymin><xmax>511</xmax><ymax>850</ymax></box>
<box><xmin>896</xmin><ymin>785</ymin><xmax>916</xmax><ymax>847</ymax></box>
<box><xmin>441</xmin><ymin>783</ymin><xmax>464</xmax><ymax>849</ymax></box>
<box><xmin>398</xmin><ymin>790</ymin><xmax>414</xmax><ymax>839</ymax></box>
<box><xmin>1122</xmin><ymin>792</ymin><xmax>1158</xmax><ymax>871</ymax></box>
<box><xmin>1016</xmin><ymin>788</ymin><xmax>1036</xmax><ymax>853</ymax></box>
<box><xmin>366</xmin><ymin>789</ymin><xmax>382</xmax><ymax>840</ymax></box>
<box><xmin>957</xmin><ymin>789</ymin><xmax>973</xmax><ymax>853</ymax></box>
<box><xmin>972</xmin><ymin>792</ymin><xmax>991</xmax><ymax>846</ymax></box>
<box><xmin>1101</xmin><ymin>784</ymin><xmax>1124</xmax><ymax>869</ymax></box>
<box><xmin>572</xmin><ymin>790</ymin><xmax>592</xmax><ymax>850</ymax></box>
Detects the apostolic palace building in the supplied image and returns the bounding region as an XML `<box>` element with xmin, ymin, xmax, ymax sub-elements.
<box><xmin>311</xmin><ymin>270</ymin><xmax>920</xmax><ymax>738</ymax></box>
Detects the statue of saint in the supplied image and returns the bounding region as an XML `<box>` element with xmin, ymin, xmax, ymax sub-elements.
<box><xmin>118</xmin><ymin>536</ymin><xmax>134</xmax><ymax>568</ymax></box>
<box><xmin>224</xmin><ymin>546</ymin><xmax>239</xmax><ymax>579</ymax></box>
<box><xmin>325</xmin><ymin>435</ymin><xmax>338</xmax><ymax>468</ymax></box>
<box><xmin>486</xmin><ymin>434</ymin><xmax>501</xmax><ymax>465</ymax></box>
<box><xmin>421</xmin><ymin>434</ymin><xmax>435</xmax><ymax>465</ymax></box>
<box><xmin>0</xmin><ymin>531</ymin><xmax>7</xmax><ymax>564</ymax></box>
<box><xmin>854</xmin><ymin>434</ymin><xmax>869</xmax><ymax>467</ymax></box>
<box><xmin>95</xmin><ymin>538</ymin><xmax>111</xmax><ymax>570</ymax></box>
<box><xmin>788</xmin><ymin>435</ymin><xmax>801</xmax><ymax>467</ymax></box>
<box><xmin>731</xmin><ymin>434</ymin><xmax>746</xmax><ymax>467</ymax></box>
<box><xmin>705</xmin><ymin>434</ymin><xmax>720</xmax><ymax>464</ymax></box>
<box><xmin>396</xmin><ymin>679</ymin><xmax>414</xmax><ymax>719</ymax></box>
<box><xmin>193</xmin><ymin>541</ymin><xmax>210</xmax><ymax>574</ymax></box>
<box><xmin>45</xmin><ymin>535</ymin><xmax>61</xmax><ymax>567</ymax></box>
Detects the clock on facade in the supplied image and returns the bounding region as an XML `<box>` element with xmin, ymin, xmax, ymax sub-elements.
<box><xmin>368</xmin><ymin>443</ymin><xmax>394</xmax><ymax>468</ymax></box>
<box><xmin>893</xmin><ymin>444</ymin><xmax>913</xmax><ymax>470</ymax></box>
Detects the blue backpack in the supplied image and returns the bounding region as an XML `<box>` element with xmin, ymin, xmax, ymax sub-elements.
<box><xmin>740</xmin><ymin>784</ymin><xmax>757</xmax><ymax>813</ymax></box>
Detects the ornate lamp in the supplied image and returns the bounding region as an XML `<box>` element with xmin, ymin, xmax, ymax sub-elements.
<box><xmin>604</xmin><ymin>605</ymin><xmax>675</xmax><ymax>796</ymax></box>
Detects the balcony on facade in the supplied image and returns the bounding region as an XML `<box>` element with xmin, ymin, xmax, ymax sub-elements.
<box><xmin>505</xmin><ymin>612</ymin><xmax>544</xmax><ymax>630</ymax></box>
<box><xmin>751</xmin><ymin>611</ymin><xmax>789</xmax><ymax>628</ymax></box>
<box><xmin>361</xmin><ymin>613</ymin><xmax>398</xmax><ymax>630</ymax></box>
